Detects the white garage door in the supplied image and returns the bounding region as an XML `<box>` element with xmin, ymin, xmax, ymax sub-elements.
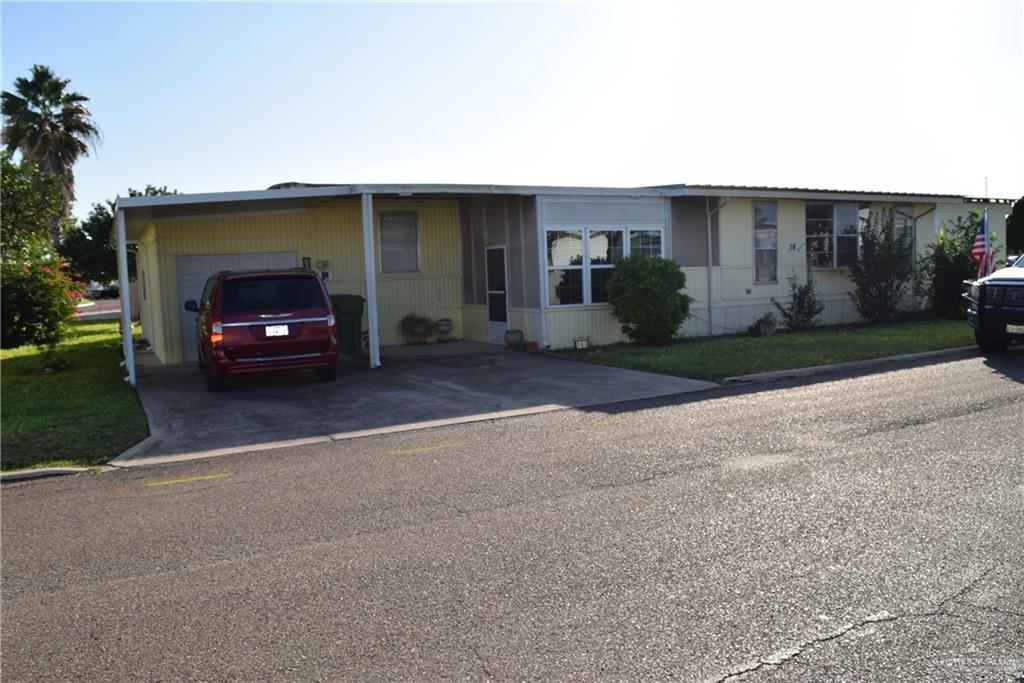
<box><xmin>176</xmin><ymin>252</ymin><xmax>297</xmax><ymax>363</ymax></box>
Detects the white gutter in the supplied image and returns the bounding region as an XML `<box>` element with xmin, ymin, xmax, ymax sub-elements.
<box><xmin>361</xmin><ymin>193</ymin><xmax>381</xmax><ymax>368</ymax></box>
<box><xmin>114</xmin><ymin>208</ymin><xmax>136</xmax><ymax>386</ymax></box>
<box><xmin>535</xmin><ymin>197</ymin><xmax>549</xmax><ymax>348</ymax></box>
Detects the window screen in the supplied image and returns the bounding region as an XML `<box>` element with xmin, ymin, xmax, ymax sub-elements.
<box><xmin>380</xmin><ymin>212</ymin><xmax>419</xmax><ymax>273</ymax></box>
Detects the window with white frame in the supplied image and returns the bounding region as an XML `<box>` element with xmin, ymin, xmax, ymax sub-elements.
<box><xmin>380</xmin><ymin>212</ymin><xmax>419</xmax><ymax>273</ymax></box>
<box><xmin>753</xmin><ymin>202</ymin><xmax>778</xmax><ymax>283</ymax></box>
<box><xmin>546</xmin><ymin>227</ymin><xmax>663</xmax><ymax>306</ymax></box>
<box><xmin>894</xmin><ymin>205</ymin><xmax>916</xmax><ymax>267</ymax></box>
<box><xmin>806</xmin><ymin>203</ymin><xmax>859</xmax><ymax>269</ymax></box>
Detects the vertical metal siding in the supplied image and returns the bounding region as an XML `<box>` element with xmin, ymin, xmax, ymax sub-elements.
<box><xmin>150</xmin><ymin>199</ymin><xmax>464</xmax><ymax>363</ymax></box>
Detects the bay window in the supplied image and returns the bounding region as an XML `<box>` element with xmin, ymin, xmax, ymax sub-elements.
<box><xmin>546</xmin><ymin>227</ymin><xmax>664</xmax><ymax>306</ymax></box>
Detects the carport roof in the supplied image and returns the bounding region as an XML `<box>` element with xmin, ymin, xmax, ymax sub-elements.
<box><xmin>114</xmin><ymin>181</ymin><xmax>1002</xmax><ymax>240</ymax></box>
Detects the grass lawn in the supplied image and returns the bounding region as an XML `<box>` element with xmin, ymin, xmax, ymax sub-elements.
<box><xmin>1</xmin><ymin>321</ymin><xmax>149</xmax><ymax>470</ymax></box>
<box><xmin>561</xmin><ymin>319</ymin><xmax>974</xmax><ymax>383</ymax></box>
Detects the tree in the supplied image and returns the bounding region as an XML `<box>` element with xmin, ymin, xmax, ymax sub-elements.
<box><xmin>0</xmin><ymin>151</ymin><xmax>62</xmax><ymax>253</ymax></box>
<box><xmin>606</xmin><ymin>254</ymin><xmax>693</xmax><ymax>344</ymax></box>
<box><xmin>1006</xmin><ymin>196</ymin><xmax>1024</xmax><ymax>255</ymax></box>
<box><xmin>2</xmin><ymin>65</ymin><xmax>101</xmax><ymax>245</ymax></box>
<box><xmin>59</xmin><ymin>185</ymin><xmax>178</xmax><ymax>284</ymax></box>
<box><xmin>847</xmin><ymin>209</ymin><xmax>913</xmax><ymax>323</ymax></box>
<box><xmin>914</xmin><ymin>210</ymin><xmax>996</xmax><ymax>318</ymax></box>
<box><xmin>1</xmin><ymin>240</ymin><xmax>84</xmax><ymax>348</ymax></box>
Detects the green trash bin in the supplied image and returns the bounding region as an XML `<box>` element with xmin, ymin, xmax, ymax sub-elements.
<box><xmin>330</xmin><ymin>294</ymin><xmax>365</xmax><ymax>354</ymax></box>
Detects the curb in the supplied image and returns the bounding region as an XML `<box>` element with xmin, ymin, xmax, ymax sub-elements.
<box><xmin>110</xmin><ymin>387</ymin><xmax>717</xmax><ymax>469</ymax></box>
<box><xmin>0</xmin><ymin>466</ymin><xmax>93</xmax><ymax>483</ymax></box>
<box><xmin>722</xmin><ymin>346</ymin><xmax>977</xmax><ymax>385</ymax></box>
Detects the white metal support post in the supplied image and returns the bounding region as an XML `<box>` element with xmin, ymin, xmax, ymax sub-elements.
<box><xmin>115</xmin><ymin>208</ymin><xmax>136</xmax><ymax>385</ymax></box>
<box><xmin>361</xmin><ymin>193</ymin><xmax>381</xmax><ymax>368</ymax></box>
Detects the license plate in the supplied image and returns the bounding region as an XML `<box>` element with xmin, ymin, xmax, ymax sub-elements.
<box><xmin>1007</xmin><ymin>324</ymin><xmax>1024</xmax><ymax>334</ymax></box>
<box><xmin>265</xmin><ymin>324</ymin><xmax>289</xmax><ymax>337</ymax></box>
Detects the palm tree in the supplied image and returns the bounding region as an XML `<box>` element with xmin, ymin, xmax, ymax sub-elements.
<box><xmin>2</xmin><ymin>65</ymin><xmax>101</xmax><ymax>245</ymax></box>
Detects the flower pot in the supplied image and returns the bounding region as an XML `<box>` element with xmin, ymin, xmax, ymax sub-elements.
<box><xmin>435</xmin><ymin>318</ymin><xmax>454</xmax><ymax>342</ymax></box>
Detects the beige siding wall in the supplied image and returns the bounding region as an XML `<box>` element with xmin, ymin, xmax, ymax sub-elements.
<box><xmin>461</xmin><ymin>305</ymin><xmax>488</xmax><ymax>343</ymax></box>
<box><xmin>543</xmin><ymin>197</ymin><xmax>1010</xmax><ymax>348</ymax></box>
<box><xmin>142</xmin><ymin>199</ymin><xmax>463</xmax><ymax>364</ymax></box>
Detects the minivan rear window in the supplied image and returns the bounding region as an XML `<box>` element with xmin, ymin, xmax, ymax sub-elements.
<box><xmin>221</xmin><ymin>276</ymin><xmax>325</xmax><ymax>314</ymax></box>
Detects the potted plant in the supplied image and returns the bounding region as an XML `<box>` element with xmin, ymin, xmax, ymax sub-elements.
<box><xmin>400</xmin><ymin>313</ymin><xmax>433</xmax><ymax>344</ymax></box>
<box><xmin>434</xmin><ymin>318</ymin><xmax>454</xmax><ymax>342</ymax></box>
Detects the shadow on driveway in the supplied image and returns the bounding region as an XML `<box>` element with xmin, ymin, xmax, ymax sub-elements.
<box><xmin>117</xmin><ymin>344</ymin><xmax>716</xmax><ymax>465</ymax></box>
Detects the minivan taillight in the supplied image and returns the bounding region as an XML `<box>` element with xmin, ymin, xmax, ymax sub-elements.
<box><xmin>327</xmin><ymin>314</ymin><xmax>336</xmax><ymax>335</ymax></box>
<box><xmin>210</xmin><ymin>320</ymin><xmax>224</xmax><ymax>345</ymax></box>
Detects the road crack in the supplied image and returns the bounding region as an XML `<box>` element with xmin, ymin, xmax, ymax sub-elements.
<box><xmin>473</xmin><ymin>645</ymin><xmax>496</xmax><ymax>681</ymax></box>
<box><xmin>708</xmin><ymin>564</ymin><xmax>1002</xmax><ymax>682</ymax></box>
<box><xmin>707</xmin><ymin>611</ymin><xmax>898</xmax><ymax>683</ymax></box>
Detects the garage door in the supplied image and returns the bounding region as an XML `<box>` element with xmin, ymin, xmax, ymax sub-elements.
<box><xmin>176</xmin><ymin>252</ymin><xmax>297</xmax><ymax>362</ymax></box>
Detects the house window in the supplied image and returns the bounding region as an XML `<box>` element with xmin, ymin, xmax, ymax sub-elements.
<box><xmin>547</xmin><ymin>230</ymin><xmax>584</xmax><ymax>305</ymax></box>
<box><xmin>546</xmin><ymin>227</ymin><xmax>664</xmax><ymax>306</ymax></box>
<box><xmin>894</xmin><ymin>205</ymin><xmax>916</xmax><ymax>267</ymax></box>
<box><xmin>753</xmin><ymin>202</ymin><xmax>778</xmax><ymax>283</ymax></box>
<box><xmin>806</xmin><ymin>203</ymin><xmax>859</xmax><ymax>269</ymax></box>
<box><xmin>380</xmin><ymin>212</ymin><xmax>419</xmax><ymax>273</ymax></box>
<box><xmin>589</xmin><ymin>229</ymin><xmax>624</xmax><ymax>303</ymax></box>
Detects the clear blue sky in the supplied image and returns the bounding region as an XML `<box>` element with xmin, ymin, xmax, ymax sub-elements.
<box><xmin>3</xmin><ymin>1</ymin><xmax>1022</xmax><ymax>219</ymax></box>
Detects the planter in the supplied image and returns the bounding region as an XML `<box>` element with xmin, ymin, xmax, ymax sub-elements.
<box><xmin>435</xmin><ymin>318</ymin><xmax>454</xmax><ymax>342</ymax></box>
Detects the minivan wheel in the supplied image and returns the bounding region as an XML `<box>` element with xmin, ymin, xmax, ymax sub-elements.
<box><xmin>975</xmin><ymin>330</ymin><xmax>1011</xmax><ymax>352</ymax></box>
<box><xmin>317</xmin><ymin>363</ymin><xmax>338</xmax><ymax>382</ymax></box>
<box><xmin>197</xmin><ymin>346</ymin><xmax>205</xmax><ymax>371</ymax></box>
<box><xmin>205</xmin><ymin>367</ymin><xmax>225</xmax><ymax>392</ymax></box>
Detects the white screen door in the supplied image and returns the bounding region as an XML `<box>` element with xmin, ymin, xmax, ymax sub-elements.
<box><xmin>485</xmin><ymin>246</ymin><xmax>509</xmax><ymax>344</ymax></box>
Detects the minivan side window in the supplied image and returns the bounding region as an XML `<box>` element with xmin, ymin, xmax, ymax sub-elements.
<box><xmin>201</xmin><ymin>277</ymin><xmax>216</xmax><ymax>310</ymax></box>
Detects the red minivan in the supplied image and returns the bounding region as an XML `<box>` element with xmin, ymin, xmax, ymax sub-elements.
<box><xmin>184</xmin><ymin>270</ymin><xmax>338</xmax><ymax>391</ymax></box>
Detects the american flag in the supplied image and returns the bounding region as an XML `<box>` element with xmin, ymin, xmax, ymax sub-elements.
<box><xmin>971</xmin><ymin>210</ymin><xmax>994</xmax><ymax>279</ymax></box>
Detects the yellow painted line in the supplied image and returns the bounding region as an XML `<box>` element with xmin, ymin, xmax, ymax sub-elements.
<box><xmin>144</xmin><ymin>472</ymin><xmax>232</xmax><ymax>488</ymax></box>
<box><xmin>594</xmin><ymin>416</ymin><xmax>629</xmax><ymax>427</ymax></box>
<box><xmin>389</xmin><ymin>441</ymin><xmax>463</xmax><ymax>456</ymax></box>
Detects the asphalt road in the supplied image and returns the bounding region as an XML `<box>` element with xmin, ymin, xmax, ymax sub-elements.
<box><xmin>3</xmin><ymin>351</ymin><xmax>1023</xmax><ymax>682</ymax></box>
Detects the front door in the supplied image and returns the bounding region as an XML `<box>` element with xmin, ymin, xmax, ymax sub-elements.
<box><xmin>485</xmin><ymin>246</ymin><xmax>509</xmax><ymax>345</ymax></box>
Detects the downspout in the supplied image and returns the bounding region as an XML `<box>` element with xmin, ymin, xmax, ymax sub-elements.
<box><xmin>536</xmin><ymin>196</ymin><xmax>549</xmax><ymax>348</ymax></box>
<box><xmin>361</xmin><ymin>192</ymin><xmax>381</xmax><ymax>368</ymax></box>
<box><xmin>704</xmin><ymin>196</ymin><xmax>728</xmax><ymax>336</ymax></box>
<box><xmin>114</xmin><ymin>207</ymin><xmax>136</xmax><ymax>386</ymax></box>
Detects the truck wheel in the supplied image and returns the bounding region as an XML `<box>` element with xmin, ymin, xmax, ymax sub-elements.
<box><xmin>975</xmin><ymin>330</ymin><xmax>1011</xmax><ymax>352</ymax></box>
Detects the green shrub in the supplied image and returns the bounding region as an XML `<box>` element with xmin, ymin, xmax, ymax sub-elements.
<box><xmin>1</xmin><ymin>239</ymin><xmax>84</xmax><ymax>349</ymax></box>
<box><xmin>914</xmin><ymin>211</ymin><xmax>983</xmax><ymax>318</ymax></box>
<box><xmin>847</xmin><ymin>209</ymin><xmax>913</xmax><ymax>323</ymax></box>
<box><xmin>771</xmin><ymin>272</ymin><xmax>825</xmax><ymax>331</ymax></box>
<box><xmin>606</xmin><ymin>254</ymin><xmax>693</xmax><ymax>344</ymax></box>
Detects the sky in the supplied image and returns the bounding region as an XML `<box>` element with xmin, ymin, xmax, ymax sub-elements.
<box><xmin>2</xmin><ymin>1</ymin><xmax>1022</xmax><ymax>220</ymax></box>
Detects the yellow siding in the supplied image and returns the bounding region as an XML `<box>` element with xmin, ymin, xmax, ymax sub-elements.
<box><xmin>144</xmin><ymin>199</ymin><xmax>463</xmax><ymax>364</ymax></box>
<box><xmin>461</xmin><ymin>305</ymin><xmax>488</xmax><ymax>342</ymax></box>
<box><xmin>509</xmin><ymin>308</ymin><xmax>542</xmax><ymax>344</ymax></box>
<box><xmin>546</xmin><ymin>307</ymin><xmax>623</xmax><ymax>348</ymax></box>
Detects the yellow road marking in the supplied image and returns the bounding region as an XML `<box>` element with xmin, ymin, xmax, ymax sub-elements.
<box><xmin>144</xmin><ymin>472</ymin><xmax>232</xmax><ymax>488</ymax></box>
<box><xmin>389</xmin><ymin>441</ymin><xmax>463</xmax><ymax>456</ymax></box>
<box><xmin>594</xmin><ymin>416</ymin><xmax>629</xmax><ymax>427</ymax></box>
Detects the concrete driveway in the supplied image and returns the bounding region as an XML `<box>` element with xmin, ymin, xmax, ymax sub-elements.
<box><xmin>118</xmin><ymin>342</ymin><xmax>715</xmax><ymax>465</ymax></box>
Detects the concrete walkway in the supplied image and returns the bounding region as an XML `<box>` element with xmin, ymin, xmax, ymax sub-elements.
<box><xmin>115</xmin><ymin>343</ymin><xmax>716</xmax><ymax>466</ymax></box>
